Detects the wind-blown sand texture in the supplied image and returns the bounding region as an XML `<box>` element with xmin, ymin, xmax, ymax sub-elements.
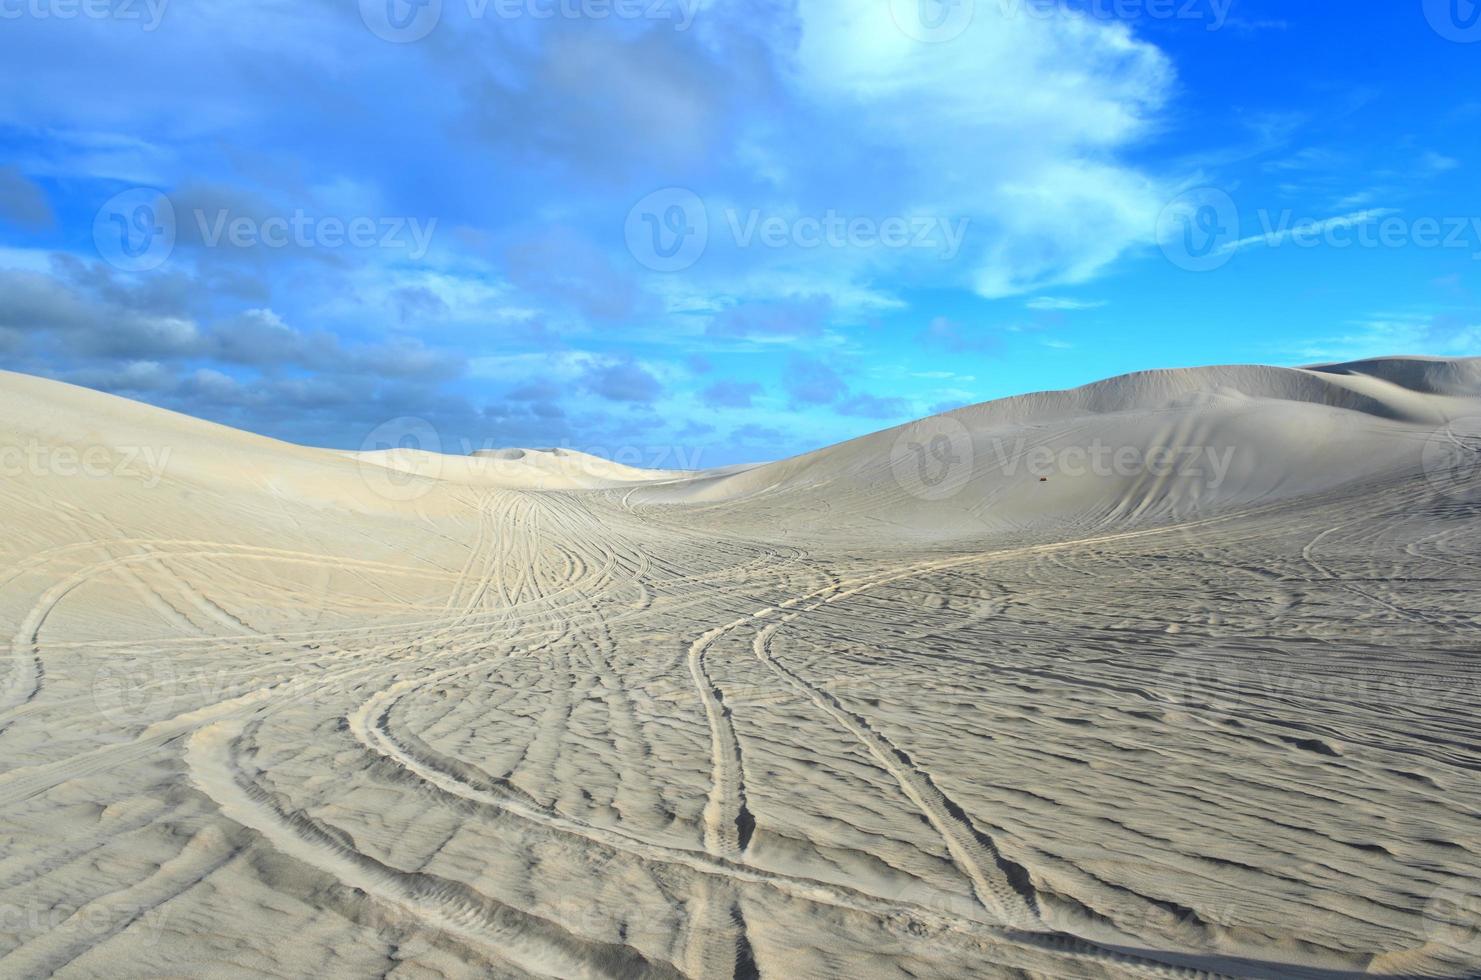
<box><xmin>1</xmin><ymin>357</ymin><xmax>1479</xmax><ymax>978</ymax></box>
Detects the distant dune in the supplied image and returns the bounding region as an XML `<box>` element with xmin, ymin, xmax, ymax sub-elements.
<box><xmin>638</xmin><ymin>356</ymin><xmax>1481</xmax><ymax>538</ymax></box>
<box><xmin>1</xmin><ymin>359</ymin><xmax>1478</xmax><ymax>978</ymax></box>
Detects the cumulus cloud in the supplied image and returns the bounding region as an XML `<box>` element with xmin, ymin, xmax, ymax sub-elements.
<box><xmin>0</xmin><ymin>265</ymin><xmax>468</xmax><ymax>382</ymax></box>
<box><xmin>1292</xmin><ymin>312</ymin><xmax>1481</xmax><ymax>362</ymax></box>
<box><xmin>504</xmin><ymin>226</ymin><xmax>642</xmax><ymax>321</ymax></box>
<box><xmin>582</xmin><ymin>357</ymin><xmax>663</xmax><ymax>403</ymax></box>
<box><xmin>394</xmin><ymin>286</ymin><xmax>450</xmax><ymax>324</ymax></box>
<box><xmin>508</xmin><ymin>379</ymin><xmax>564</xmax><ymax>402</ymax></box>
<box><xmin>921</xmin><ymin>317</ymin><xmax>1000</xmax><ymax>354</ymax></box>
<box><xmin>732</xmin><ymin>423</ymin><xmax>783</xmax><ymax>444</ymax></box>
<box><xmin>836</xmin><ymin>393</ymin><xmax>907</xmax><ymax>419</ymax></box>
<box><xmin>0</xmin><ymin>0</ymin><xmax>1195</xmax><ymax>463</ymax></box>
<box><xmin>465</xmin><ymin>27</ymin><xmax>731</xmax><ymax>181</ymax></box>
<box><xmin>0</xmin><ymin>167</ymin><xmax>54</xmax><ymax>229</ymax></box>
<box><xmin>65</xmin><ymin>360</ymin><xmax>177</xmax><ymax>394</ymax></box>
<box><xmin>0</xmin><ymin>266</ymin><xmax>202</xmax><ymax>358</ymax></box>
<box><xmin>1026</xmin><ymin>297</ymin><xmax>1107</xmax><ymax>311</ymax></box>
<box><xmin>706</xmin><ymin>295</ymin><xmax>831</xmax><ymax>341</ymax></box>
<box><xmin>783</xmin><ymin>356</ymin><xmax>846</xmax><ymax>406</ymax></box>
<box><xmin>701</xmin><ymin>380</ymin><xmax>763</xmax><ymax>408</ymax></box>
<box><xmin>784</xmin><ymin>1</ymin><xmax>1174</xmax><ymax>298</ymax></box>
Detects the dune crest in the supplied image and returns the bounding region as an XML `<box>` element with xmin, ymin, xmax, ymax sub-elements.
<box><xmin>633</xmin><ymin>356</ymin><xmax>1481</xmax><ymax>541</ymax></box>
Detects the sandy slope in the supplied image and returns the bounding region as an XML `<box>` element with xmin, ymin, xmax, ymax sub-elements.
<box><xmin>1</xmin><ymin>358</ymin><xmax>1479</xmax><ymax>979</ymax></box>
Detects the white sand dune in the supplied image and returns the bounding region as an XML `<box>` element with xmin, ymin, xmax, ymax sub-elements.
<box><xmin>1</xmin><ymin>358</ymin><xmax>1479</xmax><ymax>978</ymax></box>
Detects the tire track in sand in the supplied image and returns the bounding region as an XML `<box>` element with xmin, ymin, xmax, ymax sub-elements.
<box><xmin>753</xmin><ymin>619</ymin><xmax>1041</xmax><ymax>930</ymax></box>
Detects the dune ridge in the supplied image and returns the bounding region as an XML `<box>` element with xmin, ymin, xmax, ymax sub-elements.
<box><xmin>0</xmin><ymin>358</ymin><xmax>1478</xmax><ymax>978</ymax></box>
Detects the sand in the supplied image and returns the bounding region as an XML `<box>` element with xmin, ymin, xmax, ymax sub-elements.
<box><xmin>1</xmin><ymin>356</ymin><xmax>1479</xmax><ymax>978</ymax></box>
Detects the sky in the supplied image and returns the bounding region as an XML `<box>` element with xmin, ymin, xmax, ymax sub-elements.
<box><xmin>0</xmin><ymin>0</ymin><xmax>1478</xmax><ymax>467</ymax></box>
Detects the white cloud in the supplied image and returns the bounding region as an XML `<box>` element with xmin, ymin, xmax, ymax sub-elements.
<box><xmin>1025</xmin><ymin>296</ymin><xmax>1108</xmax><ymax>311</ymax></box>
<box><xmin>1331</xmin><ymin>190</ymin><xmax>1380</xmax><ymax>210</ymax></box>
<box><xmin>1291</xmin><ymin>312</ymin><xmax>1481</xmax><ymax>362</ymax></box>
<box><xmin>769</xmin><ymin>1</ymin><xmax>1176</xmax><ymax>299</ymax></box>
<box><xmin>1220</xmin><ymin>208</ymin><xmax>1400</xmax><ymax>254</ymax></box>
<box><xmin>1421</xmin><ymin>152</ymin><xmax>1460</xmax><ymax>175</ymax></box>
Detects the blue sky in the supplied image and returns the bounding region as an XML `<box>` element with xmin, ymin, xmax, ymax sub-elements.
<box><xmin>1</xmin><ymin>0</ymin><xmax>1478</xmax><ymax>466</ymax></box>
